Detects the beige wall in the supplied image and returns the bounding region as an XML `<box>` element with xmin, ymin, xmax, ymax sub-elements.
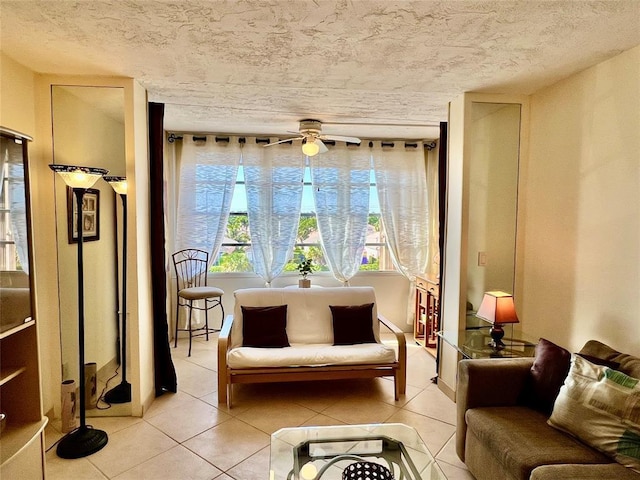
<box><xmin>0</xmin><ymin>54</ymin><xmax>35</xmax><ymax>134</ymax></box>
<box><xmin>521</xmin><ymin>45</ymin><xmax>640</xmax><ymax>354</ymax></box>
<box><xmin>171</xmin><ymin>272</ymin><xmax>412</xmax><ymax>337</ymax></box>
<box><xmin>129</xmin><ymin>81</ymin><xmax>155</xmax><ymax>415</ymax></box>
<box><xmin>1</xmin><ymin>52</ymin><xmax>62</xmax><ymax>415</ymax></box>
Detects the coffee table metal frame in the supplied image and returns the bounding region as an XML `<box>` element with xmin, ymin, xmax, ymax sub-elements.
<box><xmin>270</xmin><ymin>423</ymin><xmax>446</xmax><ymax>480</ymax></box>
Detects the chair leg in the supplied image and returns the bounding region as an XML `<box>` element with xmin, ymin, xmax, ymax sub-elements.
<box><xmin>174</xmin><ymin>301</ymin><xmax>179</xmax><ymax>348</ymax></box>
<box><xmin>219</xmin><ymin>299</ymin><xmax>225</xmax><ymax>329</ymax></box>
<box><xmin>204</xmin><ymin>301</ymin><xmax>210</xmax><ymax>342</ymax></box>
<box><xmin>187</xmin><ymin>301</ymin><xmax>193</xmax><ymax>357</ymax></box>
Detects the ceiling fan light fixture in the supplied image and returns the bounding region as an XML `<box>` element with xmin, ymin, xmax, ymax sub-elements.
<box><xmin>302</xmin><ymin>139</ymin><xmax>320</xmax><ymax>157</ymax></box>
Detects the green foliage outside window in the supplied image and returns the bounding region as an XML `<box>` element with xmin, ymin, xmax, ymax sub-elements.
<box><xmin>211</xmin><ymin>211</ymin><xmax>386</xmax><ymax>273</ymax></box>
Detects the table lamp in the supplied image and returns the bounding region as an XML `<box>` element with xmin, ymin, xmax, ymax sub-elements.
<box><xmin>476</xmin><ymin>291</ymin><xmax>519</xmax><ymax>350</ymax></box>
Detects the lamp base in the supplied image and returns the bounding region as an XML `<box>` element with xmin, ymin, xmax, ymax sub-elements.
<box><xmin>104</xmin><ymin>381</ymin><xmax>131</xmax><ymax>404</ymax></box>
<box><xmin>489</xmin><ymin>325</ymin><xmax>505</xmax><ymax>350</ymax></box>
<box><xmin>56</xmin><ymin>425</ymin><xmax>108</xmax><ymax>459</ymax></box>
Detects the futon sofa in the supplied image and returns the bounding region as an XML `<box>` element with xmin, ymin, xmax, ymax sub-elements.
<box><xmin>217</xmin><ymin>286</ymin><xmax>406</xmax><ymax>407</ymax></box>
<box><xmin>456</xmin><ymin>339</ymin><xmax>640</xmax><ymax>480</ymax></box>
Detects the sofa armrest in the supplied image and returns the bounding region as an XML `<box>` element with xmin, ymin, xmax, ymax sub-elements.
<box><xmin>217</xmin><ymin>314</ymin><xmax>235</xmax><ymax>404</ymax></box>
<box><xmin>378</xmin><ymin>314</ymin><xmax>406</xmax><ymax>396</ymax></box>
<box><xmin>456</xmin><ymin>357</ymin><xmax>533</xmax><ymax>461</ymax></box>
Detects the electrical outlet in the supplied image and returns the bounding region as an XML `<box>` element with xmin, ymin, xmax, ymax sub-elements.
<box><xmin>478</xmin><ymin>252</ymin><xmax>487</xmax><ymax>266</ymax></box>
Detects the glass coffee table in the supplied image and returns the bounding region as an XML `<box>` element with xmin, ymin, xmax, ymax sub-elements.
<box><xmin>270</xmin><ymin>423</ymin><xmax>446</xmax><ymax>480</ymax></box>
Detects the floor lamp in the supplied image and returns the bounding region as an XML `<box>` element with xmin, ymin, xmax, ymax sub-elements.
<box><xmin>50</xmin><ymin>164</ymin><xmax>109</xmax><ymax>459</ymax></box>
<box><xmin>103</xmin><ymin>176</ymin><xmax>131</xmax><ymax>404</ymax></box>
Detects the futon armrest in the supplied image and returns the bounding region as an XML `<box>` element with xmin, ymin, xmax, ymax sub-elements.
<box><xmin>219</xmin><ymin>314</ymin><xmax>234</xmax><ymax>342</ymax></box>
<box><xmin>217</xmin><ymin>314</ymin><xmax>235</xmax><ymax>404</ymax></box>
<box><xmin>456</xmin><ymin>357</ymin><xmax>533</xmax><ymax>461</ymax></box>
<box><xmin>378</xmin><ymin>314</ymin><xmax>407</xmax><ymax>396</ymax></box>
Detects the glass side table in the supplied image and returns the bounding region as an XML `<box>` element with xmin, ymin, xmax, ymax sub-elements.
<box><xmin>270</xmin><ymin>423</ymin><xmax>446</xmax><ymax>480</ymax></box>
<box><xmin>438</xmin><ymin>325</ymin><xmax>538</xmax><ymax>359</ymax></box>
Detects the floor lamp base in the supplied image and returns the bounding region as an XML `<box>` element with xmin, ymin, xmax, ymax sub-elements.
<box><xmin>56</xmin><ymin>425</ymin><xmax>108</xmax><ymax>459</ymax></box>
<box><xmin>104</xmin><ymin>381</ymin><xmax>132</xmax><ymax>404</ymax></box>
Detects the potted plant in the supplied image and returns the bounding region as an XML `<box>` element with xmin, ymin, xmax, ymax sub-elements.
<box><xmin>296</xmin><ymin>256</ymin><xmax>314</xmax><ymax>288</ymax></box>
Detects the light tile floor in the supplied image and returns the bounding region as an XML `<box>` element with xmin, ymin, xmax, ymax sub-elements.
<box><xmin>45</xmin><ymin>334</ymin><xmax>475</xmax><ymax>479</ymax></box>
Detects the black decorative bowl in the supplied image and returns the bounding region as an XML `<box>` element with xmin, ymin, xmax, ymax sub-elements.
<box><xmin>342</xmin><ymin>461</ymin><xmax>394</xmax><ymax>480</ymax></box>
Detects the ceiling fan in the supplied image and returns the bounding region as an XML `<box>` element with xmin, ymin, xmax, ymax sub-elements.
<box><xmin>264</xmin><ymin>119</ymin><xmax>362</xmax><ymax>156</ymax></box>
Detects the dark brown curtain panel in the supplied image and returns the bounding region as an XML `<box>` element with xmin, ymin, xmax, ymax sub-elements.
<box><xmin>148</xmin><ymin>102</ymin><xmax>177</xmax><ymax>395</ymax></box>
<box><xmin>438</xmin><ymin>121</ymin><xmax>447</xmax><ymax>284</ymax></box>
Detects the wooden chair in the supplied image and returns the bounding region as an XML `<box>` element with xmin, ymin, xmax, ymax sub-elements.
<box><xmin>172</xmin><ymin>248</ymin><xmax>224</xmax><ymax>356</ymax></box>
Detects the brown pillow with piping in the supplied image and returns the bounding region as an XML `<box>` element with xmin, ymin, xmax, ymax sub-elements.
<box><xmin>241</xmin><ymin>305</ymin><xmax>289</xmax><ymax>348</ymax></box>
<box><xmin>330</xmin><ymin>303</ymin><xmax>376</xmax><ymax>345</ymax></box>
<box><xmin>522</xmin><ymin>338</ymin><xmax>572</xmax><ymax>415</ymax></box>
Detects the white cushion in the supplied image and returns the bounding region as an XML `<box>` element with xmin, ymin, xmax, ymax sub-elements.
<box><xmin>178</xmin><ymin>286</ymin><xmax>223</xmax><ymax>300</ymax></box>
<box><xmin>231</xmin><ymin>287</ymin><xmax>380</xmax><ymax>348</ymax></box>
<box><xmin>548</xmin><ymin>354</ymin><xmax>640</xmax><ymax>472</ymax></box>
<box><xmin>227</xmin><ymin>343</ymin><xmax>396</xmax><ymax>368</ymax></box>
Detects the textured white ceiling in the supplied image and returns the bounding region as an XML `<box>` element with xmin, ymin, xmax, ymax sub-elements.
<box><xmin>1</xmin><ymin>1</ymin><xmax>639</xmax><ymax>140</ymax></box>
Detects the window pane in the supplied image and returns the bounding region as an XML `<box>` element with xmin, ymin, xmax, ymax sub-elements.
<box><xmin>213</xmin><ymin>165</ymin><xmax>394</xmax><ymax>274</ymax></box>
<box><xmin>212</xmin><ymin>213</ymin><xmax>252</xmax><ymax>272</ymax></box>
<box><xmin>211</xmin><ymin>245</ymin><xmax>252</xmax><ymax>272</ymax></box>
<box><xmin>284</xmin><ymin>246</ymin><xmax>329</xmax><ymax>273</ymax></box>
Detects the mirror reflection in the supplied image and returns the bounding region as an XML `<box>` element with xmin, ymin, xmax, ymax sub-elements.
<box><xmin>52</xmin><ymin>85</ymin><xmax>130</xmax><ymax>415</ymax></box>
<box><xmin>0</xmin><ymin>130</ymin><xmax>32</xmax><ymax>333</ymax></box>
<box><xmin>466</xmin><ymin>102</ymin><xmax>521</xmax><ymax>312</ymax></box>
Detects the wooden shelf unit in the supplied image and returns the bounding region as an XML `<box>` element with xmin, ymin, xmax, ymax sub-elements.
<box><xmin>414</xmin><ymin>275</ymin><xmax>440</xmax><ymax>349</ymax></box>
<box><xmin>0</xmin><ymin>129</ymin><xmax>46</xmax><ymax>479</ymax></box>
<box><xmin>0</xmin><ymin>321</ymin><xmax>47</xmax><ymax>476</ymax></box>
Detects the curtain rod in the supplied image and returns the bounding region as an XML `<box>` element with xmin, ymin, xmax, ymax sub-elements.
<box><xmin>168</xmin><ymin>133</ymin><xmax>436</xmax><ymax>149</ymax></box>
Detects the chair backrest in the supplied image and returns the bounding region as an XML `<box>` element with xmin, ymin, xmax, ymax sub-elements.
<box><xmin>172</xmin><ymin>249</ymin><xmax>209</xmax><ymax>291</ymax></box>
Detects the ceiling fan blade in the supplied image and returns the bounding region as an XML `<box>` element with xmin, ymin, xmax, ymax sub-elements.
<box><xmin>320</xmin><ymin>134</ymin><xmax>362</xmax><ymax>144</ymax></box>
<box><xmin>264</xmin><ymin>136</ymin><xmax>302</xmax><ymax>147</ymax></box>
<box><xmin>316</xmin><ymin>138</ymin><xmax>329</xmax><ymax>153</ymax></box>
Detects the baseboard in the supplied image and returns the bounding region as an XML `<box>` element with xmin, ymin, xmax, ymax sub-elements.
<box><xmin>438</xmin><ymin>377</ymin><xmax>456</xmax><ymax>401</ymax></box>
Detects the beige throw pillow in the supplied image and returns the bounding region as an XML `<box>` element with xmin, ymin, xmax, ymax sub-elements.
<box><xmin>548</xmin><ymin>354</ymin><xmax>640</xmax><ymax>472</ymax></box>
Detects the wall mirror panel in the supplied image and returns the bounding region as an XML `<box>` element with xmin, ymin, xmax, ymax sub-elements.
<box><xmin>51</xmin><ymin>85</ymin><xmax>130</xmax><ymax>416</ymax></box>
<box><xmin>466</xmin><ymin>102</ymin><xmax>521</xmax><ymax>312</ymax></box>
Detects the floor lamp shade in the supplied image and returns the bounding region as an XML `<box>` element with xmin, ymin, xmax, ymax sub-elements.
<box><xmin>49</xmin><ymin>164</ymin><xmax>108</xmax><ymax>188</ymax></box>
<box><xmin>103</xmin><ymin>176</ymin><xmax>131</xmax><ymax>404</ymax></box>
<box><xmin>50</xmin><ymin>164</ymin><xmax>109</xmax><ymax>458</ymax></box>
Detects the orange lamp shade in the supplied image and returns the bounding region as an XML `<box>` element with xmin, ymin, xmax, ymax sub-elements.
<box><xmin>476</xmin><ymin>291</ymin><xmax>519</xmax><ymax>325</ymax></box>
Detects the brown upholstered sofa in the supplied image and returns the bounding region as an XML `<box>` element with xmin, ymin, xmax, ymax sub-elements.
<box><xmin>456</xmin><ymin>339</ymin><xmax>640</xmax><ymax>480</ymax></box>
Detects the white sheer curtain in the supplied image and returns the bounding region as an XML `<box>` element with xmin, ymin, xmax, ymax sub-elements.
<box><xmin>175</xmin><ymin>135</ymin><xmax>240</xmax><ymax>263</ymax></box>
<box><xmin>311</xmin><ymin>143</ymin><xmax>371</xmax><ymax>285</ymax></box>
<box><xmin>243</xmin><ymin>139</ymin><xmax>304</xmax><ymax>286</ymax></box>
<box><xmin>372</xmin><ymin>141</ymin><xmax>431</xmax><ymax>323</ymax></box>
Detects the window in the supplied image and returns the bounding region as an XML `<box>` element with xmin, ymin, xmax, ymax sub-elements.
<box><xmin>211</xmin><ymin>160</ymin><xmax>394</xmax><ymax>273</ymax></box>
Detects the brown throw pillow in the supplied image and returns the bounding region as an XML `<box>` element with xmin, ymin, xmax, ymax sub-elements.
<box><xmin>579</xmin><ymin>340</ymin><xmax>640</xmax><ymax>378</ymax></box>
<box><xmin>576</xmin><ymin>353</ymin><xmax>621</xmax><ymax>370</ymax></box>
<box><xmin>330</xmin><ymin>303</ymin><xmax>376</xmax><ymax>345</ymax></box>
<box><xmin>523</xmin><ymin>338</ymin><xmax>572</xmax><ymax>415</ymax></box>
<box><xmin>241</xmin><ymin>305</ymin><xmax>289</xmax><ymax>348</ymax></box>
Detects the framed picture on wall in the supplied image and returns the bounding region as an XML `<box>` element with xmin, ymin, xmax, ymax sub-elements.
<box><xmin>67</xmin><ymin>186</ymin><xmax>100</xmax><ymax>243</ymax></box>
